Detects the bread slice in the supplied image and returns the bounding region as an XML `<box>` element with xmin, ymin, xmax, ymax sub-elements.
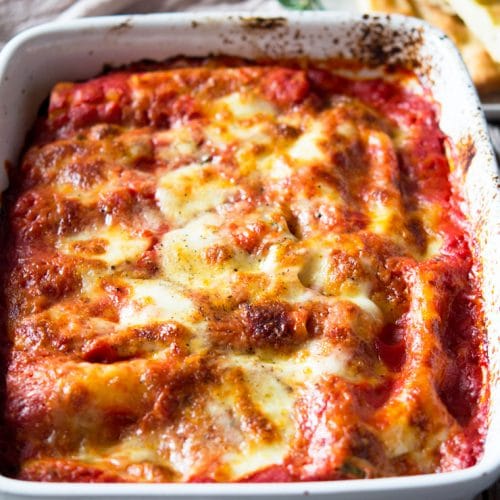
<box><xmin>448</xmin><ymin>0</ymin><xmax>500</xmax><ymax>63</ymax></box>
<box><xmin>359</xmin><ymin>0</ymin><xmax>500</xmax><ymax>96</ymax></box>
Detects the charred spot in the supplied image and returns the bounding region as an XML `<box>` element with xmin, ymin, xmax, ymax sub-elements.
<box><xmin>351</xmin><ymin>20</ymin><xmax>424</xmax><ymax>70</ymax></box>
<box><xmin>206</xmin><ymin>298</ymin><xmax>309</xmax><ymax>353</ymax></box>
<box><xmin>241</xmin><ymin>302</ymin><xmax>295</xmax><ymax>348</ymax></box>
<box><xmin>109</xmin><ymin>18</ymin><xmax>133</xmax><ymax>33</ymax></box>
<box><xmin>239</xmin><ymin>17</ymin><xmax>287</xmax><ymax>30</ymax></box>
<box><xmin>276</xmin><ymin>123</ymin><xmax>301</xmax><ymax>139</ymax></box>
<box><xmin>409</xmin><ymin>406</ymin><xmax>430</xmax><ymax>432</ymax></box>
<box><xmin>405</xmin><ymin>216</ymin><xmax>427</xmax><ymax>254</ymax></box>
<box><xmin>348</xmin><ymin>426</ymin><xmax>390</xmax><ymax>475</ymax></box>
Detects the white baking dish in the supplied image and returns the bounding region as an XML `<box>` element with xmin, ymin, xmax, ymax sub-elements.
<box><xmin>0</xmin><ymin>12</ymin><xmax>498</xmax><ymax>500</ymax></box>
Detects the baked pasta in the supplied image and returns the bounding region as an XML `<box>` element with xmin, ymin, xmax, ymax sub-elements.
<box><xmin>0</xmin><ymin>58</ymin><xmax>488</xmax><ymax>482</ymax></box>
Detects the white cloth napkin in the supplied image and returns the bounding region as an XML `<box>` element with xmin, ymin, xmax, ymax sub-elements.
<box><xmin>0</xmin><ymin>0</ymin><xmax>287</xmax><ymax>47</ymax></box>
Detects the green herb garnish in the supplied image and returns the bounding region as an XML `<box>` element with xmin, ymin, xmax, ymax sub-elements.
<box><xmin>340</xmin><ymin>462</ymin><xmax>367</xmax><ymax>478</ymax></box>
<box><xmin>278</xmin><ymin>0</ymin><xmax>324</xmax><ymax>10</ymax></box>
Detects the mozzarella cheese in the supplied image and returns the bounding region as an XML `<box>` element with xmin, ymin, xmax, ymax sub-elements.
<box><xmin>4</xmin><ymin>60</ymin><xmax>485</xmax><ymax>483</ymax></box>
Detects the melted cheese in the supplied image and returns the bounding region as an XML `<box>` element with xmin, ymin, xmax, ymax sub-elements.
<box><xmin>159</xmin><ymin>213</ymin><xmax>236</xmax><ymax>293</ymax></box>
<box><xmin>156</xmin><ymin>164</ymin><xmax>236</xmax><ymax>227</ymax></box>
<box><xmin>118</xmin><ymin>278</ymin><xmax>199</xmax><ymax>328</ymax></box>
<box><xmin>58</xmin><ymin>225</ymin><xmax>151</xmax><ymax>265</ymax></box>
<box><xmin>212</xmin><ymin>92</ymin><xmax>277</xmax><ymax>119</ymax></box>
<box><xmin>154</xmin><ymin>126</ymin><xmax>199</xmax><ymax>163</ymax></box>
<box><xmin>5</xmin><ymin>61</ymin><xmax>483</xmax><ymax>484</ymax></box>
<box><xmin>288</xmin><ymin>120</ymin><xmax>326</xmax><ymax>163</ymax></box>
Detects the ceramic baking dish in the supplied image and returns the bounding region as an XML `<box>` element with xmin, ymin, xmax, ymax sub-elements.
<box><xmin>0</xmin><ymin>12</ymin><xmax>498</xmax><ymax>500</ymax></box>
